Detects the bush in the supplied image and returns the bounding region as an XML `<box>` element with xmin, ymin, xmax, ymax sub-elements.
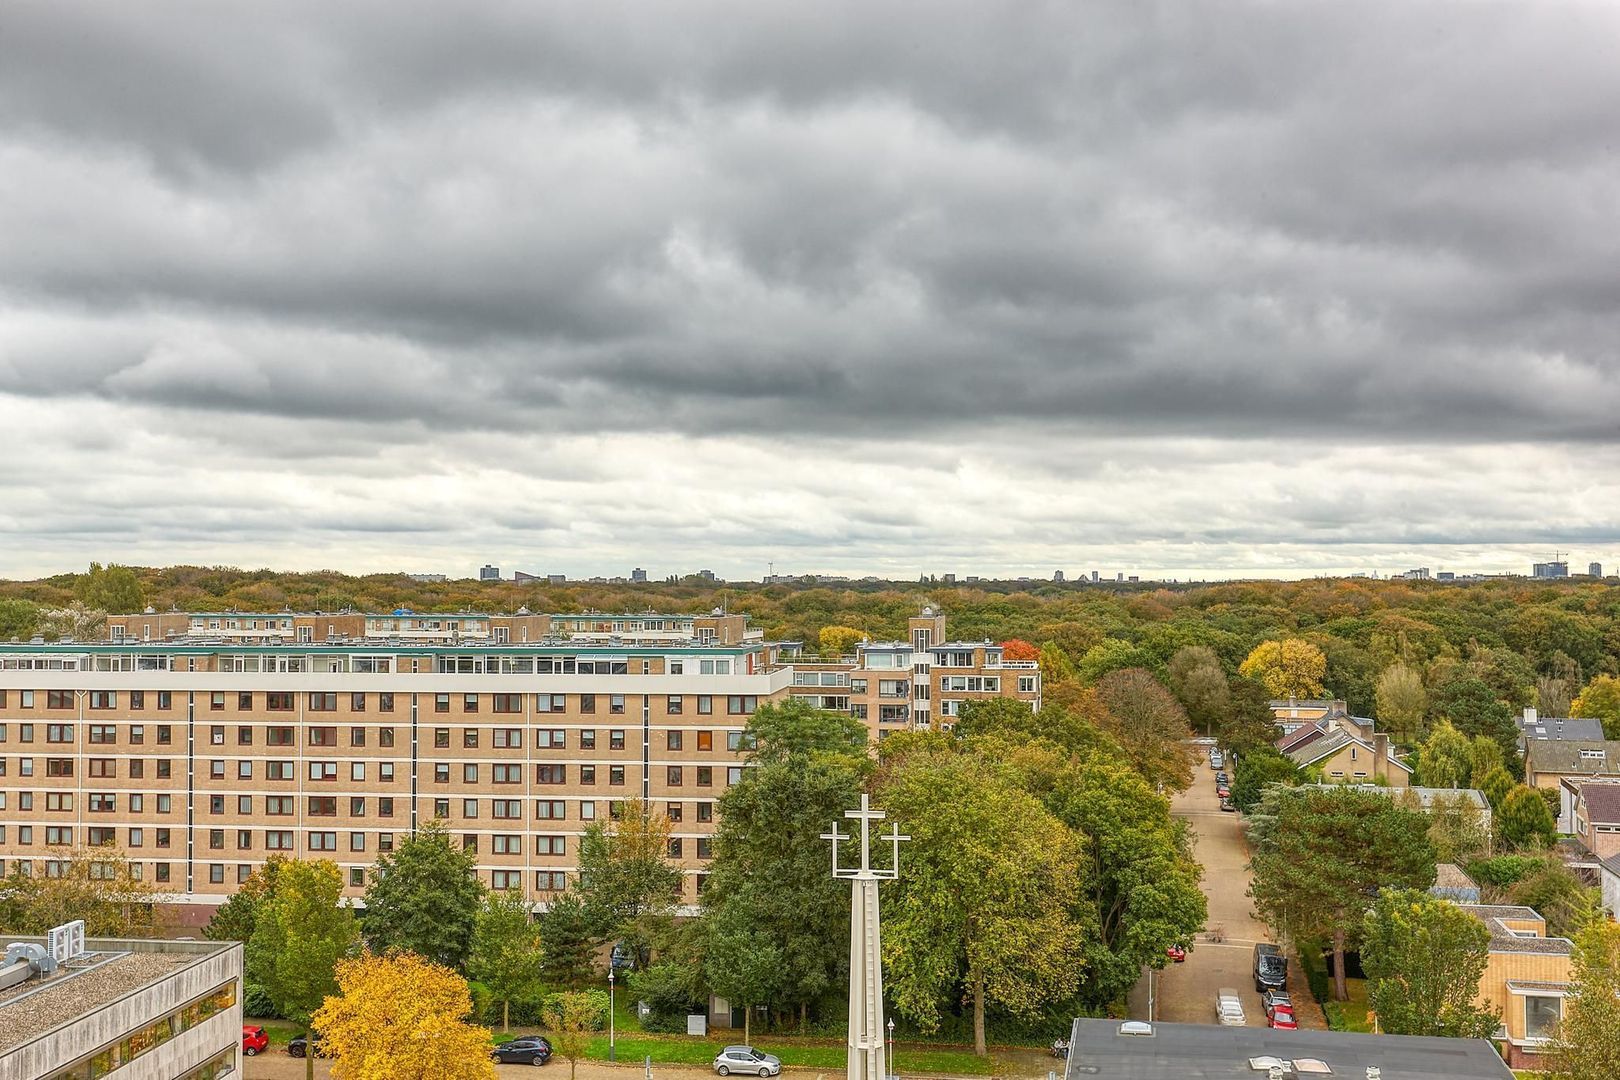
<box><xmin>243</xmin><ymin>982</ymin><xmax>279</xmax><ymax>1020</ymax></box>
<box><xmin>1297</xmin><ymin>941</ymin><xmax>1330</xmax><ymax>1005</ymax></box>
<box><xmin>1466</xmin><ymin>854</ymin><xmax>1544</xmax><ymax>889</ymax></box>
<box><xmin>541</xmin><ymin>989</ymin><xmax>609</xmax><ymax>1031</ymax></box>
<box><xmin>467</xmin><ymin>980</ymin><xmax>494</xmax><ymax>1026</ymax></box>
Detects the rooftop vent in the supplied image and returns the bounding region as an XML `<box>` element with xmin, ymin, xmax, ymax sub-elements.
<box><xmin>1365</xmin><ymin>1070</ymin><xmax>1380</xmax><ymax>1080</ymax></box>
<box><xmin>1117</xmin><ymin>1021</ymin><xmax>1153</xmax><ymax>1037</ymax></box>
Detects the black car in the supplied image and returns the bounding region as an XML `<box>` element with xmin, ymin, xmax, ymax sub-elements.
<box><xmin>1254</xmin><ymin>942</ymin><xmax>1288</xmax><ymax>993</ymax></box>
<box><xmin>287</xmin><ymin>1033</ymin><xmax>331</xmax><ymax>1058</ymax></box>
<box><xmin>493</xmin><ymin>1035</ymin><xmax>553</xmax><ymax>1066</ymax></box>
<box><xmin>1215</xmin><ymin>771</ymin><xmax>1229</xmax><ymax>784</ymax></box>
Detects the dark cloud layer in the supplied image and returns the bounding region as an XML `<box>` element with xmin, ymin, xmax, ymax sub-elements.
<box><xmin>2</xmin><ymin>2</ymin><xmax>1619</xmax><ymax>575</ymax></box>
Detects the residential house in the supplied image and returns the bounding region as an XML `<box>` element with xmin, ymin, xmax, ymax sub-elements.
<box><xmin>1457</xmin><ymin>904</ymin><xmax>1574</xmax><ymax>1067</ymax></box>
<box><xmin>1432</xmin><ymin>862</ymin><xmax>1482</xmax><ymax>903</ymax></box>
<box><xmin>1571</xmin><ymin>782</ymin><xmax>1620</xmax><ymax>860</ymax></box>
<box><xmin>1281</xmin><ymin>713</ymin><xmax>1412</xmax><ymax>786</ymax></box>
<box><xmin>1515</xmin><ymin>705</ymin><xmax>1603</xmax><ymax>750</ymax></box>
<box><xmin>1524</xmin><ymin>739</ymin><xmax>1620</xmax><ymax>830</ymax></box>
<box><xmin>1268</xmin><ymin>697</ymin><xmax>1347</xmax><ymax>736</ymax></box>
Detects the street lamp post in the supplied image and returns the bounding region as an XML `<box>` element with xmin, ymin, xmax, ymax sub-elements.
<box><xmin>886</xmin><ymin>1018</ymin><xmax>895</xmax><ymax>1080</ymax></box>
<box><xmin>608</xmin><ymin>968</ymin><xmax>616</xmax><ymax>1062</ymax></box>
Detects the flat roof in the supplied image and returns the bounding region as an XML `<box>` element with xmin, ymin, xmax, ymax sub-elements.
<box><xmin>0</xmin><ymin>641</ymin><xmax>764</xmax><ymax>655</ymax></box>
<box><xmin>0</xmin><ymin>945</ymin><xmax>207</xmax><ymax>1051</ymax></box>
<box><xmin>1065</xmin><ymin>1018</ymin><xmax>1514</xmax><ymax>1080</ymax></box>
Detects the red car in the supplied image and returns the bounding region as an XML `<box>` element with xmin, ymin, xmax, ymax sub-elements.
<box><xmin>1165</xmin><ymin>945</ymin><xmax>1186</xmax><ymax>963</ymax></box>
<box><xmin>1216</xmin><ymin>786</ymin><xmax>1231</xmax><ymax>799</ymax></box>
<box><xmin>1268</xmin><ymin>1007</ymin><xmax>1298</xmax><ymax>1030</ymax></box>
<box><xmin>242</xmin><ymin>1025</ymin><xmax>269</xmax><ymax>1056</ymax></box>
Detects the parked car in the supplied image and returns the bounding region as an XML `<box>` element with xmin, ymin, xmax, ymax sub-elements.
<box><xmin>1216</xmin><ymin>786</ymin><xmax>1231</xmax><ymax>799</ymax></box>
<box><xmin>1254</xmin><ymin>943</ymin><xmax>1288</xmax><ymax>993</ymax></box>
<box><xmin>287</xmin><ymin>1033</ymin><xmax>330</xmax><ymax>1058</ymax></box>
<box><xmin>1269</xmin><ymin>1006</ymin><xmax>1298</xmax><ymax>1030</ymax></box>
<box><xmin>1262</xmin><ymin>990</ymin><xmax>1293</xmax><ymax>1018</ymax></box>
<box><xmin>1215</xmin><ymin>771</ymin><xmax>1229</xmax><ymax>784</ymax></box>
<box><xmin>1166</xmin><ymin>944</ymin><xmax>1187</xmax><ymax>963</ymax></box>
<box><xmin>241</xmin><ymin>1025</ymin><xmax>269</xmax><ymax>1056</ymax></box>
<box><xmin>1216</xmin><ymin>988</ymin><xmax>1245</xmax><ymax>1027</ymax></box>
<box><xmin>493</xmin><ymin>1035</ymin><xmax>554</xmax><ymax>1066</ymax></box>
<box><xmin>715</xmin><ymin>1047</ymin><xmax>782</xmax><ymax>1077</ymax></box>
<box><xmin>1210</xmin><ymin>753</ymin><xmax>1225</xmax><ymax>769</ymax></box>
<box><xmin>1219</xmin><ymin>796</ymin><xmax>1237</xmax><ymax>812</ymax></box>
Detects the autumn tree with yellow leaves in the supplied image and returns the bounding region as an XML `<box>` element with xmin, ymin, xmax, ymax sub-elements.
<box><xmin>313</xmin><ymin>951</ymin><xmax>495</xmax><ymax>1080</ymax></box>
<box><xmin>1239</xmin><ymin>638</ymin><xmax>1328</xmax><ymax>700</ymax></box>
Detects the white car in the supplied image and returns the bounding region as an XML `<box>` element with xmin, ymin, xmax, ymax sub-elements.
<box><xmin>1216</xmin><ymin>988</ymin><xmax>1246</xmax><ymax>1026</ymax></box>
<box><xmin>715</xmin><ymin>1046</ymin><xmax>782</xmax><ymax>1077</ymax></box>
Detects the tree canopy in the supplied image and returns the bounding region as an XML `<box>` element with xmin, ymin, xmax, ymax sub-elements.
<box><xmin>313</xmin><ymin>951</ymin><xmax>495</xmax><ymax>1080</ymax></box>
<box><xmin>1240</xmin><ymin>638</ymin><xmax>1327</xmax><ymax>700</ymax></box>
<box><xmin>1360</xmin><ymin>889</ymin><xmax>1498</xmax><ymax>1039</ymax></box>
<box><xmin>361</xmin><ymin>820</ymin><xmax>486</xmax><ymax>970</ymax></box>
<box><xmin>574</xmin><ymin>799</ymin><xmax>682</xmax><ymax>969</ymax></box>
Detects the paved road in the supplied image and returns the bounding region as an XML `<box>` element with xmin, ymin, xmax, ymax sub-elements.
<box><xmin>246</xmin><ymin>1054</ymin><xmax>729</xmax><ymax>1080</ymax></box>
<box><xmin>1129</xmin><ymin>754</ymin><xmax>1325</xmax><ymax>1030</ymax></box>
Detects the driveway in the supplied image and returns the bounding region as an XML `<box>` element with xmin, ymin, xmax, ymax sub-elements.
<box><xmin>1128</xmin><ymin>754</ymin><xmax>1325</xmax><ymax>1030</ymax></box>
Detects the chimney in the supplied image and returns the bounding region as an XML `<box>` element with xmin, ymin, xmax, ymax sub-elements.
<box><xmin>1524</xmin><ymin>706</ymin><xmax>1538</xmax><ymax>724</ymax></box>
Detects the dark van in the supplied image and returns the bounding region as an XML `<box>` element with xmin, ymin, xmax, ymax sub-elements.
<box><xmin>1254</xmin><ymin>943</ymin><xmax>1287</xmax><ymax>992</ymax></box>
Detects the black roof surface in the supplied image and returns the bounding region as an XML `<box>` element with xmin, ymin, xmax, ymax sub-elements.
<box><xmin>1064</xmin><ymin>1019</ymin><xmax>1513</xmax><ymax>1080</ymax></box>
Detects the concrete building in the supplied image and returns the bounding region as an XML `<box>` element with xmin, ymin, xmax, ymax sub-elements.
<box><xmin>630</xmin><ymin>568</ymin><xmax>648</xmax><ymax>584</ymax></box>
<box><xmin>1063</xmin><ymin>1018</ymin><xmax>1512</xmax><ymax>1080</ymax></box>
<box><xmin>1590</xmin><ymin>562</ymin><xmax>1603</xmax><ymax>578</ymax></box>
<box><xmin>0</xmin><ymin>933</ymin><xmax>241</xmax><ymax>1080</ymax></box>
<box><xmin>1532</xmin><ymin>560</ymin><xmax>1569</xmax><ymax>579</ymax></box>
<box><xmin>5</xmin><ymin>606</ymin><xmax>1034</xmax><ymax>925</ymax></box>
<box><xmin>1570</xmin><ymin>781</ymin><xmax>1620</xmax><ymax>860</ymax></box>
<box><xmin>479</xmin><ymin>565</ymin><xmax>501</xmax><ymax>581</ymax></box>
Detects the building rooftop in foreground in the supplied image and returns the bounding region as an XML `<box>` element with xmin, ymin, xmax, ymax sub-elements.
<box><xmin>1064</xmin><ymin>1018</ymin><xmax>1513</xmax><ymax>1080</ymax></box>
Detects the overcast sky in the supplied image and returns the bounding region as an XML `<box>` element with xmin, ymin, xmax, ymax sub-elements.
<box><xmin>3</xmin><ymin>2</ymin><xmax>1619</xmax><ymax>582</ymax></box>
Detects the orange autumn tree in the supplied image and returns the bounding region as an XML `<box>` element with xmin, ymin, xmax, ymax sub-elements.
<box><xmin>1000</xmin><ymin>639</ymin><xmax>1040</xmax><ymax>662</ymax></box>
<box><xmin>312</xmin><ymin>951</ymin><xmax>495</xmax><ymax>1080</ymax></box>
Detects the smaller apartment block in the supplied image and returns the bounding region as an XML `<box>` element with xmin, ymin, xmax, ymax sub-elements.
<box><xmin>1</xmin><ymin>605</ymin><xmax>1035</xmax><ymax>922</ymax></box>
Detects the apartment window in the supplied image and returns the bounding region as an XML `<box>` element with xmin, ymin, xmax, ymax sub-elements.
<box><xmin>380</xmin><ymin>762</ymin><xmax>395</xmax><ymax>782</ymax></box>
<box><xmin>462</xmin><ymin>798</ymin><xmax>479</xmax><ymax>819</ymax></box>
<box><xmin>610</xmin><ymin>695</ymin><xmax>625</xmax><ymax>714</ymax></box>
<box><xmin>156</xmin><ymin>827</ymin><xmax>171</xmax><ymax>847</ymax></box>
<box><xmin>580</xmin><ymin>801</ymin><xmax>597</xmax><ymax>821</ymax></box>
<box><xmin>727</xmin><ymin>731</ymin><xmax>752</xmax><ymax>752</ymax></box>
<box><xmin>697</xmin><ymin>801</ymin><xmax>714</xmax><ymax>823</ymax></box>
<box><xmin>46</xmin><ymin>758</ymin><xmax>74</xmax><ymax>777</ymax></box>
<box><xmin>157</xmin><ymin>794</ymin><xmax>172</xmax><ymax>813</ymax></box>
<box><xmin>89</xmin><ymin>758</ymin><xmax>115</xmax><ymax>778</ymax></box>
<box><xmin>434</xmin><ymin>799</ymin><xmax>450</xmax><ymax>819</ymax></box>
<box><xmin>697</xmin><ymin>766</ymin><xmax>713</xmax><ymax>787</ymax></box>
<box><xmin>128</xmin><ymin>828</ymin><xmax>143</xmax><ymax>847</ymax></box>
<box><xmin>267</xmin><ymin>726</ymin><xmax>294</xmax><ymax>746</ymax></box>
<box><xmin>238</xmin><ymin>796</ymin><xmax>252</xmax><ymax>814</ymax></box>
<box><xmin>308</xmin><ymin>726</ymin><xmax>337</xmax><ymax>746</ymax></box>
<box><xmin>351</xmin><ymin>832</ymin><xmax>367</xmax><ymax>852</ymax></box>
<box><xmin>580</xmin><ymin>694</ymin><xmax>596</xmax><ymax>714</ymax></box>
<box><xmin>50</xmin><ymin>792</ymin><xmax>78</xmax><ymax>810</ymax></box>
<box><xmin>536</xmin><ymin>764</ymin><xmax>567</xmax><ymax>785</ymax></box>
<box><xmin>239</xmin><ymin>692</ymin><xmax>253</xmax><ymax>710</ymax></box>
<box><xmin>667</xmin><ymin>730</ymin><xmax>684</xmax><ymax>751</ymax></box>
<box><xmin>434</xmin><ymin>728</ymin><xmax>450</xmax><ymax>748</ymax></box>
<box><xmin>237</xmin><ymin>726</ymin><xmax>252</xmax><ymax>745</ymax></box>
<box><xmin>463</xmin><ymin>729</ymin><xmax>479</xmax><ymax>748</ymax></box>
<box><xmin>492</xmin><ymin>870</ymin><xmax>521</xmax><ymax>891</ymax></box>
<box><xmin>20</xmin><ymin>723</ymin><xmax>34</xmax><ymax>742</ymax></box>
<box><xmin>493</xmin><ymin>800</ymin><xmax>522</xmax><ymax>820</ymax></box>
<box><xmin>667</xmin><ymin>695</ymin><xmax>684</xmax><ymax>715</ymax></box>
<box><xmin>210</xmin><ymin>693</ymin><xmax>225</xmax><ymax>711</ymax></box>
<box><xmin>379</xmin><ymin>693</ymin><xmax>394</xmax><ymax>713</ymax></box>
<box><xmin>90</xmin><ymin>691</ymin><xmax>117</xmax><ymax>710</ymax></box>
<box><xmin>610</xmin><ymin>765</ymin><xmax>626</xmax><ymax>786</ymax></box>
<box><xmin>727</xmin><ymin>695</ymin><xmax>758</xmax><ymax>715</ymax></box>
<box><xmin>267</xmin><ymin>761</ymin><xmax>294</xmax><ymax>780</ymax></box>
<box><xmin>580</xmin><ymin>764</ymin><xmax>596</xmax><ymax>784</ymax></box>
<box><xmin>698</xmin><ymin>695</ymin><xmax>713</xmax><ymax>715</ymax></box>
<box><xmin>728</xmin><ymin>766</ymin><xmax>744</xmax><ymax>785</ymax></box>
<box><xmin>463</xmin><ymin>763</ymin><xmax>479</xmax><ymax>783</ymax></box>
<box><xmin>209</xmin><ymin>864</ymin><xmax>225</xmax><ymax>884</ymax></box>
<box><xmin>494</xmin><ymin>728</ymin><xmax>523</xmax><ymax>748</ymax></box>
<box><xmin>435</xmin><ymin>764</ymin><xmax>450</xmax><ymax>784</ymax></box>
<box><xmin>130</xmin><ymin>691</ymin><xmax>145</xmax><ymax>710</ymax></box>
<box><xmin>667</xmin><ymin>766</ymin><xmax>683</xmax><ymax>786</ymax></box>
<box><xmin>492</xmin><ymin>835</ymin><xmax>522</xmax><ymax>854</ymax></box>
<box><xmin>697</xmin><ymin>837</ymin><xmax>714</xmax><ymax>859</ymax></box>
<box><xmin>351</xmin><ymin>693</ymin><xmax>366</xmax><ymax>712</ymax></box>
<box><xmin>535</xmin><ymin>835</ymin><xmax>566</xmax><ymax>855</ymax></box>
<box><xmin>351</xmin><ymin>762</ymin><xmax>365</xmax><ymax>781</ymax></box>
<box><xmin>493</xmin><ymin>694</ymin><xmax>521</xmax><ymax>713</ymax></box>
<box><xmin>610</xmin><ymin>730</ymin><xmax>626</xmax><ymax>750</ymax></box>
<box><xmin>493</xmin><ymin>764</ymin><xmax>521</xmax><ymax>784</ymax></box>
<box><xmin>379</xmin><ymin>833</ymin><xmax>394</xmax><ymax>852</ymax></box>
<box><xmin>1526</xmin><ymin>996</ymin><xmax>1562</xmax><ymax>1041</ymax></box>
<box><xmin>697</xmin><ymin>731</ymin><xmax>713</xmax><ymax>751</ymax></box>
<box><xmin>536</xmin><ymin>729</ymin><xmax>566</xmax><ymax>749</ymax></box>
<box><xmin>308</xmin><ymin>693</ymin><xmax>337</xmax><ymax>712</ymax></box>
<box><xmin>379</xmin><ymin>797</ymin><xmax>395</xmax><ymax>817</ymax></box>
<box><xmin>536</xmin><ymin>870</ymin><xmax>568</xmax><ymax>891</ymax></box>
<box><xmin>238</xmin><ymin>760</ymin><xmax>253</xmax><ymax>779</ymax></box>
<box><xmin>209</xmin><ymin>795</ymin><xmax>225</xmax><ymax>814</ymax></box>
<box><xmin>351</xmin><ymin>727</ymin><xmax>366</xmax><ymax>747</ymax></box>
<box><xmin>236</xmin><ymin>829</ymin><xmax>253</xmax><ymax>850</ymax></box>
<box><xmin>435</xmin><ymin>694</ymin><xmax>450</xmax><ymax>713</ymax></box>
<box><xmin>155</xmin><ymin>864</ymin><xmax>170</xmax><ymax>883</ymax></box>
<box><xmin>579</xmin><ymin>730</ymin><xmax>596</xmax><ymax>750</ymax></box>
<box><xmin>535</xmin><ymin>694</ymin><xmax>566</xmax><ymax>712</ymax></box>
<box><xmin>210</xmin><ymin>725</ymin><xmax>225</xmax><ymax>745</ymax></box>
<box><xmin>44</xmin><ymin>690</ymin><xmax>71</xmax><ymax>710</ymax></box>
<box><xmin>129</xmin><ymin>724</ymin><xmax>144</xmax><ymax>744</ymax></box>
<box><xmin>535</xmin><ymin>800</ymin><xmax>566</xmax><ymax>820</ymax></box>
<box><xmin>309</xmin><ymin>761</ymin><xmax>337</xmax><ymax>781</ymax></box>
<box><xmin>668</xmin><ymin>838</ymin><xmax>683</xmax><ymax>859</ymax></box>
<box><xmin>308</xmin><ymin>796</ymin><xmax>337</xmax><ymax>816</ymax></box>
<box><xmin>463</xmin><ymin>694</ymin><xmax>479</xmax><ymax>713</ymax></box>
<box><xmin>379</xmin><ymin>726</ymin><xmax>395</xmax><ymax>746</ymax></box>
<box><xmin>266</xmin><ymin>797</ymin><xmax>295</xmax><ymax>816</ymax></box>
<box><xmin>210</xmin><ymin>760</ymin><xmax>225</xmax><ymax>780</ymax></box>
<box><xmin>47</xmin><ymin>724</ymin><xmax>74</xmax><ymax>743</ymax></box>
<box><xmin>209</xmin><ymin>829</ymin><xmax>224</xmax><ymax>850</ymax></box>
<box><xmin>267</xmin><ymin>693</ymin><xmax>293</xmax><ymax>711</ymax></box>
<box><xmin>309</xmin><ymin>832</ymin><xmax>338</xmax><ymax>852</ymax></box>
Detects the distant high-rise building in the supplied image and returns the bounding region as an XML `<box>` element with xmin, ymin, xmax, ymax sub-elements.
<box><xmin>1401</xmin><ymin>567</ymin><xmax>1431</xmax><ymax>580</ymax></box>
<box><xmin>406</xmin><ymin>573</ymin><xmax>447</xmax><ymax>583</ymax></box>
<box><xmin>513</xmin><ymin>570</ymin><xmax>540</xmax><ymax>584</ymax></box>
<box><xmin>631</xmin><ymin>567</ymin><xmax>648</xmax><ymax>583</ymax></box>
<box><xmin>1533</xmin><ymin>561</ymin><xmax>1569</xmax><ymax>579</ymax></box>
<box><xmin>695</xmin><ymin>569</ymin><xmax>718</xmax><ymax>582</ymax></box>
<box><xmin>1589</xmin><ymin>562</ymin><xmax>1603</xmax><ymax>578</ymax></box>
<box><xmin>546</xmin><ymin>574</ymin><xmax>566</xmax><ymax>585</ymax></box>
<box><xmin>1090</xmin><ymin>570</ymin><xmax>1100</xmax><ymax>583</ymax></box>
<box><xmin>1436</xmin><ymin>571</ymin><xmax>1455</xmax><ymax>581</ymax></box>
<box><xmin>1053</xmin><ymin>570</ymin><xmax>1065</xmax><ymax>582</ymax></box>
<box><xmin>941</xmin><ymin>573</ymin><xmax>956</xmax><ymax>584</ymax></box>
<box><xmin>479</xmin><ymin>564</ymin><xmax>500</xmax><ymax>581</ymax></box>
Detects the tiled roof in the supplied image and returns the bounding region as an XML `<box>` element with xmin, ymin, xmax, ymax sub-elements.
<box><xmin>1518</xmin><ymin>716</ymin><xmax>1604</xmax><ymax>742</ymax></box>
<box><xmin>1527</xmin><ymin>740</ymin><xmax>1620</xmax><ymax>776</ymax></box>
<box><xmin>1578</xmin><ymin>781</ymin><xmax>1620</xmax><ymax>824</ymax></box>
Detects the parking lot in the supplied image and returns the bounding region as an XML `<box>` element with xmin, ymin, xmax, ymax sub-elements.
<box><xmin>1129</xmin><ymin>751</ymin><xmax>1324</xmax><ymax>1030</ymax></box>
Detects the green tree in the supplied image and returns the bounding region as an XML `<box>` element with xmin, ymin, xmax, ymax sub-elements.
<box><xmin>361</xmin><ymin>819</ymin><xmax>486</xmax><ymax>970</ymax></box>
<box><xmin>543</xmin><ymin>991</ymin><xmax>599</xmax><ymax>1080</ymax></box>
<box><xmin>468</xmin><ymin>889</ymin><xmax>545</xmax><ymax>1032</ymax></box>
<box><xmin>1360</xmin><ymin>889</ymin><xmax>1498</xmax><ymax>1039</ymax></box>
<box><xmin>76</xmin><ymin>562</ymin><xmax>144</xmax><ymax>614</ymax></box>
<box><xmin>1572</xmin><ymin>674</ymin><xmax>1620</xmax><ymax>739</ymax></box>
<box><xmin>1537</xmin><ymin>674</ymin><xmax>1574</xmax><ymax>720</ymax></box>
<box><xmin>1229</xmin><ymin>746</ymin><xmax>1303</xmax><ymax>814</ymax></box>
<box><xmin>1166</xmin><ymin>645</ymin><xmax>1229</xmax><ymax>734</ymax></box>
<box><xmin>1219</xmin><ymin>676</ymin><xmax>1282</xmax><ymax>758</ymax></box>
<box><xmin>704</xmin><ymin>909</ymin><xmax>784</xmax><ymax>1044</ymax></box>
<box><xmin>246</xmin><ymin>860</ymin><xmax>360</xmax><ymax>1080</ymax></box>
<box><xmin>1042</xmin><ymin>640</ymin><xmax>1082</xmax><ymax>684</ymax></box>
<box><xmin>742</xmin><ymin>697</ymin><xmax>868</xmax><ymax>765</ymax></box>
<box><xmin>879</xmin><ymin>750</ymin><xmax>1087</xmax><ymax>1055</ymax></box>
<box><xmin>0</xmin><ymin>845</ymin><xmax>155</xmax><ymax>936</ymax></box>
<box><xmin>537</xmin><ymin>891</ymin><xmax>598</xmax><ymax>988</ymax></box>
<box><xmin>205</xmin><ymin>854</ymin><xmax>290</xmax><ymax>942</ymax></box>
<box><xmin>1374</xmin><ymin>663</ymin><xmax>1428</xmax><ymax>744</ymax></box>
<box><xmin>1249</xmin><ymin>786</ymin><xmax>1435</xmax><ymax>1000</ymax></box>
<box><xmin>1093</xmin><ymin>668</ymin><xmax>1194</xmax><ymax>792</ymax></box>
<box><xmin>1468</xmin><ymin>735</ymin><xmax>1504</xmax><ymax>787</ymax></box>
<box><xmin>1426</xmin><ymin>792</ymin><xmax>1491</xmax><ymax>865</ymax></box>
<box><xmin>575</xmin><ymin>800</ymin><xmax>682</xmax><ymax>969</ymax></box>
<box><xmin>1414</xmin><ymin>719</ymin><xmax>1474</xmax><ymax>789</ymax></box>
<box><xmin>703</xmin><ymin>751</ymin><xmax>863</xmax><ymax>1027</ymax></box>
<box><xmin>1076</xmin><ymin>638</ymin><xmax>1143</xmax><ymax>684</ymax></box>
<box><xmin>1546</xmin><ymin>919</ymin><xmax>1620</xmax><ymax>1080</ymax></box>
<box><xmin>1240</xmin><ymin>638</ymin><xmax>1328</xmax><ymax>700</ymax></box>
<box><xmin>1507</xmin><ymin>856</ymin><xmax>1598</xmax><ymax>939</ymax></box>
<box><xmin>0</xmin><ymin>598</ymin><xmax>39</xmax><ymax>641</ymax></box>
<box><xmin>1498</xmin><ymin>785</ymin><xmax>1557</xmax><ymax>850</ymax></box>
<box><xmin>1476</xmin><ymin>765</ymin><xmax>1515</xmax><ymax>811</ymax></box>
<box><xmin>1432</xmin><ymin>677</ymin><xmax>1521</xmax><ymax>775</ymax></box>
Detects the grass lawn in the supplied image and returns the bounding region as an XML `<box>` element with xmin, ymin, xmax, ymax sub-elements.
<box><xmin>1322</xmin><ymin>978</ymin><xmax>1375</xmax><ymax>1034</ymax></box>
<box><xmin>566</xmin><ymin>1035</ymin><xmax>993</xmax><ymax>1074</ymax></box>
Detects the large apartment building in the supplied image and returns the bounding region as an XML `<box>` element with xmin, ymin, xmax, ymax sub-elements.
<box><xmin>0</xmin><ymin>605</ymin><xmax>1035</xmax><ymax>925</ymax></box>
